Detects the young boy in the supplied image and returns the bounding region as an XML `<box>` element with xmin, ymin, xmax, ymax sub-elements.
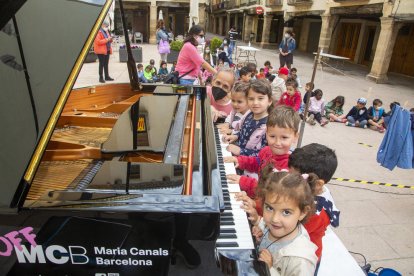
<box><xmin>277</xmin><ymin>78</ymin><xmax>301</xmax><ymax>111</ymax></box>
<box><xmin>288</xmin><ymin>143</ymin><xmax>340</xmax><ymax>273</ymax></box>
<box><xmin>256</xmin><ymin>68</ymin><xmax>266</xmax><ymax>79</ymax></box>
<box><xmin>239</xmin><ymin>66</ymin><xmax>252</xmax><ymax>83</ymax></box>
<box><xmin>137</xmin><ymin>63</ymin><xmax>146</xmax><ymax>83</ymax></box>
<box><xmin>290</xmin><ymin>67</ymin><xmax>302</xmax><ymax>88</ymax></box>
<box><xmin>224</xmin><ymin>105</ymin><xmax>300</xmax><ymax>198</ymax></box>
<box><xmin>367</xmin><ymin>98</ymin><xmax>385</xmax><ymax>133</ymax></box>
<box><xmin>271</xmin><ymin>67</ymin><xmax>288</xmax><ymax>104</ymax></box>
<box><xmin>143</xmin><ymin>65</ymin><xmax>154</xmax><ymax>83</ymax></box>
<box><xmin>345</xmin><ymin>97</ymin><xmax>368</xmax><ymax>128</ymax></box>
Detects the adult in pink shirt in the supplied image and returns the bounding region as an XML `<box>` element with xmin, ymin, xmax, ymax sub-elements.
<box><xmin>176</xmin><ymin>25</ymin><xmax>217</xmax><ymax>85</ymax></box>
<box><xmin>207</xmin><ymin>68</ymin><xmax>236</xmax><ymax>122</ymax></box>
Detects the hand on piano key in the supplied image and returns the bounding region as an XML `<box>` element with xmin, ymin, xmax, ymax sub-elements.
<box><xmin>226</xmin><ymin>144</ymin><xmax>241</xmax><ymax>156</ymax></box>
<box><xmin>216</xmin><ymin>122</ymin><xmax>229</xmax><ymax>130</ymax></box>
<box><xmin>221</xmin><ymin>134</ymin><xmax>237</xmax><ymax>144</ymax></box>
<box><xmin>235</xmin><ymin>191</ymin><xmax>260</xmax><ymax>226</ymax></box>
<box><xmin>226</xmin><ymin>174</ymin><xmax>241</xmax><ymax>184</ymax></box>
<box><xmin>223</xmin><ymin>156</ymin><xmax>238</xmax><ymax>168</ymax></box>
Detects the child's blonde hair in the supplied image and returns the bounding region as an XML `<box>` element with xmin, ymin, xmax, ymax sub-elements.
<box><xmin>232</xmin><ymin>81</ymin><xmax>250</xmax><ymax>96</ymax></box>
<box><xmin>258</xmin><ymin>169</ymin><xmax>316</xmax><ymax>223</ymax></box>
<box><xmin>267</xmin><ymin>105</ymin><xmax>300</xmax><ymax>133</ymax></box>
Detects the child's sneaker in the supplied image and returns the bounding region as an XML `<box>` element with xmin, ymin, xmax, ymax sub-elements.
<box><xmin>378</xmin><ymin>126</ymin><xmax>385</xmax><ymax>133</ymax></box>
<box><xmin>363</xmin><ymin>125</ymin><xmax>367</xmax><ymax>129</ymax></box>
<box><xmin>321</xmin><ymin>120</ymin><xmax>329</xmax><ymax>127</ymax></box>
<box><xmin>341</xmin><ymin>118</ymin><xmax>347</xmax><ymax>123</ymax></box>
<box><xmin>306</xmin><ymin>114</ymin><xmax>316</xmax><ymax>125</ymax></box>
<box><xmin>345</xmin><ymin>122</ymin><xmax>354</xmax><ymax>127</ymax></box>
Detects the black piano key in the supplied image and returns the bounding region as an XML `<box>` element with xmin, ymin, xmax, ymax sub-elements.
<box><xmin>220</xmin><ymin>228</ymin><xmax>236</xmax><ymax>234</ymax></box>
<box><xmin>224</xmin><ymin>205</ymin><xmax>232</xmax><ymax>210</ymax></box>
<box><xmin>220</xmin><ymin>212</ymin><xmax>233</xmax><ymax>217</ymax></box>
<box><xmin>218</xmin><ymin>234</ymin><xmax>237</xmax><ymax>239</ymax></box>
<box><xmin>218</xmin><ymin>221</ymin><xmax>235</xmax><ymax>226</ymax></box>
<box><xmin>220</xmin><ymin>217</ymin><xmax>234</xmax><ymax>222</ymax></box>
<box><xmin>216</xmin><ymin>242</ymin><xmax>239</xmax><ymax>248</ymax></box>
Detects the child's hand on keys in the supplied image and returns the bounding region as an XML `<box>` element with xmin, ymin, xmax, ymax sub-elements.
<box><xmin>226</xmin><ymin>135</ymin><xmax>238</xmax><ymax>143</ymax></box>
<box><xmin>227</xmin><ymin>144</ymin><xmax>241</xmax><ymax>156</ymax></box>
<box><xmin>226</xmin><ymin>174</ymin><xmax>241</xmax><ymax>184</ymax></box>
<box><xmin>258</xmin><ymin>249</ymin><xmax>273</xmax><ymax>269</ymax></box>
<box><xmin>252</xmin><ymin>225</ymin><xmax>263</xmax><ymax>242</ymax></box>
<box><xmin>223</xmin><ymin>156</ymin><xmax>238</xmax><ymax>168</ymax></box>
<box><xmin>216</xmin><ymin>123</ymin><xmax>229</xmax><ymax>130</ymax></box>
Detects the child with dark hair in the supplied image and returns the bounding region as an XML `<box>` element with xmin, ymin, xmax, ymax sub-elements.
<box><xmin>303</xmin><ymin>82</ymin><xmax>315</xmax><ymax>105</ymax></box>
<box><xmin>137</xmin><ymin>63</ymin><xmax>147</xmax><ymax>83</ymax></box>
<box><xmin>290</xmin><ymin>67</ymin><xmax>302</xmax><ymax>88</ymax></box>
<box><xmin>325</xmin><ymin>96</ymin><xmax>346</xmax><ymax>122</ymax></box>
<box><xmin>170</xmin><ymin>60</ymin><xmax>177</xmax><ymax>73</ymax></box>
<box><xmin>263</xmin><ymin>60</ymin><xmax>272</xmax><ymax>77</ymax></box>
<box><xmin>158</xmin><ymin>61</ymin><xmax>169</xmax><ymax>80</ymax></box>
<box><xmin>222</xmin><ymin>79</ymin><xmax>272</xmax><ymax>157</ymax></box>
<box><xmin>143</xmin><ymin>65</ymin><xmax>154</xmax><ymax>83</ymax></box>
<box><xmin>277</xmin><ymin>78</ymin><xmax>301</xmax><ymax>111</ymax></box>
<box><xmin>307</xmin><ymin>89</ymin><xmax>329</xmax><ymax>126</ymax></box>
<box><xmin>367</xmin><ymin>99</ymin><xmax>385</xmax><ymax>133</ymax></box>
<box><xmin>239</xmin><ymin>66</ymin><xmax>252</xmax><ymax>82</ymax></box>
<box><xmin>224</xmin><ymin>105</ymin><xmax>300</xmax><ymax>197</ymax></box>
<box><xmin>383</xmin><ymin>101</ymin><xmax>401</xmax><ymax>128</ymax></box>
<box><xmin>288</xmin><ymin>143</ymin><xmax>340</xmax><ymax>273</ymax></box>
<box><xmin>246</xmin><ymin>62</ymin><xmax>257</xmax><ymax>79</ymax></box>
<box><xmin>256</xmin><ymin>68</ymin><xmax>266</xmax><ymax>79</ymax></box>
<box><xmin>345</xmin><ymin>97</ymin><xmax>368</xmax><ymax>128</ymax></box>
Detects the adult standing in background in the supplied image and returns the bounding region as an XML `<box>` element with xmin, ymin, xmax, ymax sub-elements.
<box><xmin>176</xmin><ymin>25</ymin><xmax>217</xmax><ymax>85</ymax></box>
<box><xmin>228</xmin><ymin>26</ymin><xmax>238</xmax><ymax>63</ymax></box>
<box><xmin>279</xmin><ymin>30</ymin><xmax>296</xmax><ymax>69</ymax></box>
<box><xmin>156</xmin><ymin>20</ymin><xmax>170</xmax><ymax>63</ymax></box>
<box><xmin>94</xmin><ymin>20</ymin><xmax>114</xmax><ymax>83</ymax></box>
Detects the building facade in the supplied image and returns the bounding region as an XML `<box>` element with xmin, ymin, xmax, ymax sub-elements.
<box><xmin>208</xmin><ymin>0</ymin><xmax>414</xmax><ymax>82</ymax></box>
<box><xmin>114</xmin><ymin>0</ymin><xmax>207</xmax><ymax>44</ymax></box>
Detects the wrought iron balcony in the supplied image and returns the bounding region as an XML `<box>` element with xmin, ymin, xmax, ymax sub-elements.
<box><xmin>266</xmin><ymin>0</ymin><xmax>282</xmax><ymax>6</ymax></box>
<box><xmin>287</xmin><ymin>0</ymin><xmax>312</xmax><ymax>5</ymax></box>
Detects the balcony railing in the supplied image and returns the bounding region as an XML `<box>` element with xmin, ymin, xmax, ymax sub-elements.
<box><xmin>287</xmin><ymin>0</ymin><xmax>312</xmax><ymax>5</ymax></box>
<box><xmin>266</xmin><ymin>0</ymin><xmax>282</xmax><ymax>6</ymax></box>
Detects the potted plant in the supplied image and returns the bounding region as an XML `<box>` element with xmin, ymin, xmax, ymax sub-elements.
<box><xmin>119</xmin><ymin>44</ymin><xmax>142</xmax><ymax>63</ymax></box>
<box><xmin>167</xmin><ymin>40</ymin><xmax>184</xmax><ymax>63</ymax></box>
<box><xmin>210</xmin><ymin>37</ymin><xmax>223</xmax><ymax>65</ymax></box>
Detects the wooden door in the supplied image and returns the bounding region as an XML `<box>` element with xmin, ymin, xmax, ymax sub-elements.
<box><xmin>307</xmin><ymin>21</ymin><xmax>321</xmax><ymax>53</ymax></box>
<box><xmin>336</xmin><ymin>23</ymin><xmax>361</xmax><ymax>60</ymax></box>
<box><xmin>361</xmin><ymin>26</ymin><xmax>376</xmax><ymax>66</ymax></box>
<box><xmin>389</xmin><ymin>24</ymin><xmax>414</xmax><ymax>77</ymax></box>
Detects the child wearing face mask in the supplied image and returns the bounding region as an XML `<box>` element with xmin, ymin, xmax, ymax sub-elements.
<box><xmin>218</xmin><ymin>81</ymin><xmax>251</xmax><ymax>136</ymax></box>
<box><xmin>222</xmin><ymin>79</ymin><xmax>273</xmax><ymax>158</ymax></box>
<box><xmin>277</xmin><ymin>78</ymin><xmax>301</xmax><ymax>111</ymax></box>
<box><xmin>306</xmin><ymin>89</ymin><xmax>329</xmax><ymax>126</ymax></box>
<box><xmin>367</xmin><ymin>98</ymin><xmax>385</xmax><ymax>133</ymax></box>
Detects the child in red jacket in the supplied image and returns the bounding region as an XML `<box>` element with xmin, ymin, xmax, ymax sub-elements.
<box><xmin>224</xmin><ymin>105</ymin><xmax>300</xmax><ymax>198</ymax></box>
<box><xmin>277</xmin><ymin>78</ymin><xmax>301</xmax><ymax>111</ymax></box>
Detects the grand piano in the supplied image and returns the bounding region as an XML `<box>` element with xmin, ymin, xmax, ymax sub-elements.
<box><xmin>0</xmin><ymin>0</ymin><xmax>266</xmax><ymax>275</ymax></box>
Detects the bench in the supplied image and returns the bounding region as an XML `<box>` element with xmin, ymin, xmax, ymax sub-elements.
<box><xmin>319</xmin><ymin>227</ymin><xmax>365</xmax><ymax>276</ymax></box>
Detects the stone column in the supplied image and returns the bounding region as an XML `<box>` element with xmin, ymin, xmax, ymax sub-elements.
<box><xmin>260</xmin><ymin>15</ymin><xmax>271</xmax><ymax>48</ymax></box>
<box><xmin>199</xmin><ymin>4</ymin><xmax>206</xmax><ymax>29</ymax></box>
<box><xmin>234</xmin><ymin>14</ymin><xmax>239</xmax><ymax>30</ymax></box>
<box><xmin>243</xmin><ymin>15</ymin><xmax>252</xmax><ymax>42</ymax></box>
<box><xmin>319</xmin><ymin>14</ymin><xmax>339</xmax><ymax>53</ymax></box>
<box><xmin>219</xmin><ymin>16</ymin><xmax>224</xmax><ymax>36</ymax></box>
<box><xmin>226</xmin><ymin>13</ymin><xmax>231</xmax><ymax>36</ymax></box>
<box><xmin>149</xmin><ymin>3</ymin><xmax>157</xmax><ymax>44</ymax></box>
<box><xmin>366</xmin><ymin>17</ymin><xmax>399</xmax><ymax>83</ymax></box>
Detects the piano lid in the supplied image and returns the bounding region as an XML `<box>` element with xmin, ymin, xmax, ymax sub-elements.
<box><xmin>0</xmin><ymin>0</ymin><xmax>113</xmax><ymax>209</ymax></box>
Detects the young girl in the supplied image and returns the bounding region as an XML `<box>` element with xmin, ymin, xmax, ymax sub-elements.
<box><xmin>277</xmin><ymin>78</ymin><xmax>301</xmax><ymax>111</ymax></box>
<box><xmin>218</xmin><ymin>81</ymin><xmax>250</xmax><ymax>135</ymax></box>
<box><xmin>252</xmin><ymin>171</ymin><xmax>317</xmax><ymax>275</ymax></box>
<box><xmin>307</xmin><ymin>89</ymin><xmax>329</xmax><ymax>126</ymax></box>
<box><xmin>264</xmin><ymin>61</ymin><xmax>273</xmax><ymax>77</ymax></box>
<box><xmin>325</xmin><ymin>96</ymin><xmax>346</xmax><ymax>122</ymax></box>
<box><xmin>158</xmin><ymin>61</ymin><xmax>168</xmax><ymax>77</ymax></box>
<box><xmin>367</xmin><ymin>98</ymin><xmax>385</xmax><ymax>133</ymax></box>
<box><xmin>223</xmin><ymin>79</ymin><xmax>272</xmax><ymax>157</ymax></box>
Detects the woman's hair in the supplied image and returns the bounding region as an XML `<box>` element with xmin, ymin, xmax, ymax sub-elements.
<box><xmin>184</xmin><ymin>25</ymin><xmax>204</xmax><ymax>46</ymax></box>
<box><xmin>330</xmin><ymin>96</ymin><xmax>345</xmax><ymax>108</ymax></box>
<box><xmin>156</xmin><ymin>20</ymin><xmax>164</xmax><ymax>30</ymax></box>
<box><xmin>267</xmin><ymin>105</ymin><xmax>300</xmax><ymax>133</ymax></box>
<box><xmin>258</xmin><ymin>167</ymin><xmax>316</xmax><ymax>223</ymax></box>
<box><xmin>314</xmin><ymin>89</ymin><xmax>323</xmax><ymax>97</ymax></box>
<box><xmin>285</xmin><ymin>78</ymin><xmax>298</xmax><ymax>89</ymax></box>
<box><xmin>232</xmin><ymin>81</ymin><xmax>250</xmax><ymax>96</ymax></box>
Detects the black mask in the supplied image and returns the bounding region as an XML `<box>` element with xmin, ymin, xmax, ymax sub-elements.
<box><xmin>212</xmin><ymin>86</ymin><xmax>227</xmax><ymax>101</ymax></box>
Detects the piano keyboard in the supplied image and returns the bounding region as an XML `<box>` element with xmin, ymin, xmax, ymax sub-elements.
<box><xmin>214</xmin><ymin>126</ymin><xmax>255</xmax><ymax>250</ymax></box>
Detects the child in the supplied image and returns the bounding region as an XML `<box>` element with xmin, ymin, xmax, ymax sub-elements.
<box><xmin>222</xmin><ymin>79</ymin><xmax>272</xmax><ymax>157</ymax></box>
<box><xmin>158</xmin><ymin>61</ymin><xmax>169</xmax><ymax>78</ymax></box>
<box><xmin>307</xmin><ymin>89</ymin><xmax>329</xmax><ymax>126</ymax></box>
<box><xmin>219</xmin><ymin>81</ymin><xmax>250</xmax><ymax>135</ymax></box>
<box><xmin>256</xmin><ymin>68</ymin><xmax>266</xmax><ymax>79</ymax></box>
<box><xmin>325</xmin><ymin>96</ymin><xmax>346</xmax><ymax>122</ymax></box>
<box><xmin>277</xmin><ymin>78</ymin><xmax>301</xmax><ymax>111</ymax></box>
<box><xmin>383</xmin><ymin>101</ymin><xmax>400</xmax><ymax>128</ymax></box>
<box><xmin>149</xmin><ymin>59</ymin><xmax>157</xmax><ymax>75</ymax></box>
<box><xmin>290</xmin><ymin>67</ymin><xmax>302</xmax><ymax>88</ymax></box>
<box><xmin>203</xmin><ymin>45</ymin><xmax>214</xmax><ymax>67</ymax></box>
<box><xmin>246</xmin><ymin>62</ymin><xmax>257</xmax><ymax>79</ymax></box>
<box><xmin>239</xmin><ymin>66</ymin><xmax>251</xmax><ymax>82</ymax></box>
<box><xmin>137</xmin><ymin>63</ymin><xmax>147</xmax><ymax>83</ymax></box>
<box><xmin>367</xmin><ymin>99</ymin><xmax>385</xmax><ymax>133</ymax></box>
<box><xmin>253</xmin><ymin>171</ymin><xmax>317</xmax><ymax>275</ymax></box>
<box><xmin>224</xmin><ymin>105</ymin><xmax>300</xmax><ymax>197</ymax></box>
<box><xmin>302</xmin><ymin>82</ymin><xmax>315</xmax><ymax>105</ymax></box>
<box><xmin>271</xmin><ymin>67</ymin><xmax>289</xmax><ymax>104</ymax></box>
<box><xmin>217</xmin><ymin>58</ymin><xmax>225</xmax><ymax>69</ymax></box>
<box><xmin>143</xmin><ymin>65</ymin><xmax>154</xmax><ymax>83</ymax></box>
<box><xmin>345</xmin><ymin>97</ymin><xmax>368</xmax><ymax>128</ymax></box>
<box><xmin>170</xmin><ymin>61</ymin><xmax>177</xmax><ymax>73</ymax></box>
<box><xmin>263</xmin><ymin>61</ymin><xmax>272</xmax><ymax>78</ymax></box>
<box><xmin>217</xmin><ymin>47</ymin><xmax>230</xmax><ymax>67</ymax></box>
<box><xmin>288</xmin><ymin>143</ymin><xmax>340</xmax><ymax>272</ymax></box>
<box><xmin>234</xmin><ymin>62</ymin><xmax>244</xmax><ymax>79</ymax></box>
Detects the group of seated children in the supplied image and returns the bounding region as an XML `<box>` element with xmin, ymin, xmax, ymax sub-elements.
<box><xmin>137</xmin><ymin>59</ymin><xmax>176</xmax><ymax>83</ymax></box>
<box><xmin>214</xmin><ymin>74</ymin><xmax>341</xmax><ymax>275</ymax></box>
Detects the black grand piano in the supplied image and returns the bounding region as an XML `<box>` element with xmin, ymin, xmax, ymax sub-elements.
<box><xmin>0</xmin><ymin>0</ymin><xmax>267</xmax><ymax>275</ymax></box>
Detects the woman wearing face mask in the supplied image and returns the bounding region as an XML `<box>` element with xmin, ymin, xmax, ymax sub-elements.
<box><xmin>207</xmin><ymin>68</ymin><xmax>236</xmax><ymax>122</ymax></box>
<box><xmin>278</xmin><ymin>30</ymin><xmax>296</xmax><ymax>69</ymax></box>
<box><xmin>94</xmin><ymin>20</ymin><xmax>114</xmax><ymax>83</ymax></box>
<box><xmin>176</xmin><ymin>25</ymin><xmax>217</xmax><ymax>85</ymax></box>
<box><xmin>156</xmin><ymin>20</ymin><xmax>170</xmax><ymax>63</ymax></box>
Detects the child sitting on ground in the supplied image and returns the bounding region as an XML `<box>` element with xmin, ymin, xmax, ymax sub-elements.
<box><xmin>224</xmin><ymin>105</ymin><xmax>300</xmax><ymax>197</ymax></box>
<box><xmin>222</xmin><ymin>79</ymin><xmax>272</xmax><ymax>157</ymax></box>
<box><xmin>239</xmin><ymin>66</ymin><xmax>252</xmax><ymax>83</ymax></box>
<box><xmin>325</xmin><ymin>96</ymin><xmax>346</xmax><ymax>122</ymax></box>
<box><xmin>299</xmin><ymin>82</ymin><xmax>315</xmax><ymax>117</ymax></box>
<box><xmin>158</xmin><ymin>61</ymin><xmax>169</xmax><ymax>80</ymax></box>
<box><xmin>288</xmin><ymin>143</ymin><xmax>340</xmax><ymax>273</ymax></box>
<box><xmin>234</xmin><ymin>62</ymin><xmax>244</xmax><ymax>79</ymax></box>
<box><xmin>271</xmin><ymin>67</ymin><xmax>289</xmax><ymax>104</ymax></box>
<box><xmin>218</xmin><ymin>81</ymin><xmax>250</xmax><ymax>135</ymax></box>
<box><xmin>149</xmin><ymin>59</ymin><xmax>157</xmax><ymax>75</ymax></box>
<box><xmin>143</xmin><ymin>65</ymin><xmax>154</xmax><ymax>83</ymax></box>
<box><xmin>137</xmin><ymin>63</ymin><xmax>146</xmax><ymax>83</ymax></box>
<box><xmin>290</xmin><ymin>67</ymin><xmax>302</xmax><ymax>88</ymax></box>
<box><xmin>367</xmin><ymin>98</ymin><xmax>385</xmax><ymax>133</ymax></box>
<box><xmin>345</xmin><ymin>97</ymin><xmax>368</xmax><ymax>128</ymax></box>
<box><xmin>252</xmin><ymin>171</ymin><xmax>318</xmax><ymax>275</ymax></box>
<box><xmin>263</xmin><ymin>60</ymin><xmax>273</xmax><ymax>78</ymax></box>
<box><xmin>170</xmin><ymin>61</ymin><xmax>177</xmax><ymax>73</ymax></box>
<box><xmin>256</xmin><ymin>68</ymin><xmax>266</xmax><ymax>79</ymax></box>
<box><xmin>277</xmin><ymin>78</ymin><xmax>301</xmax><ymax>111</ymax></box>
<box><xmin>307</xmin><ymin>89</ymin><xmax>329</xmax><ymax>126</ymax></box>
<box><xmin>383</xmin><ymin>101</ymin><xmax>400</xmax><ymax>128</ymax></box>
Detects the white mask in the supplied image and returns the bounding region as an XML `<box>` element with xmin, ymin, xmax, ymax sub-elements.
<box><xmin>196</xmin><ymin>36</ymin><xmax>204</xmax><ymax>45</ymax></box>
<box><xmin>284</xmin><ymin>33</ymin><xmax>290</xmax><ymax>38</ymax></box>
<box><xmin>103</xmin><ymin>27</ymin><xmax>109</xmax><ymax>32</ymax></box>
